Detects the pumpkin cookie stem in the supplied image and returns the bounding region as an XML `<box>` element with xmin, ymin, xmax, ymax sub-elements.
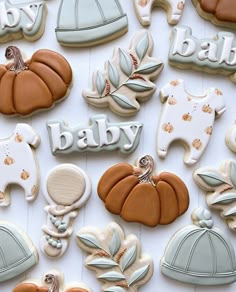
<box><xmin>5</xmin><ymin>46</ymin><xmax>29</xmax><ymax>74</ymax></box>
<box><xmin>44</xmin><ymin>273</ymin><xmax>60</xmax><ymax>292</ymax></box>
<box><xmin>137</xmin><ymin>155</ymin><xmax>155</xmax><ymax>186</ymax></box>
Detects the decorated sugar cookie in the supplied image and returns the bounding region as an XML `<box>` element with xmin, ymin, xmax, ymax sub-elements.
<box><xmin>157</xmin><ymin>79</ymin><xmax>226</xmax><ymax>165</ymax></box>
<box><xmin>56</xmin><ymin>0</ymin><xmax>128</xmax><ymax>47</ymax></box>
<box><xmin>83</xmin><ymin>30</ymin><xmax>163</xmax><ymax>116</ymax></box>
<box><xmin>225</xmin><ymin>121</ymin><xmax>236</xmax><ymax>152</ymax></box>
<box><xmin>133</xmin><ymin>0</ymin><xmax>185</xmax><ymax>26</ymax></box>
<box><xmin>193</xmin><ymin>0</ymin><xmax>236</xmax><ymax>29</ymax></box>
<box><xmin>161</xmin><ymin>207</ymin><xmax>236</xmax><ymax>285</ymax></box>
<box><xmin>98</xmin><ymin>155</ymin><xmax>189</xmax><ymax>227</ymax></box>
<box><xmin>41</xmin><ymin>164</ymin><xmax>91</xmax><ymax>258</ymax></box>
<box><xmin>0</xmin><ymin>46</ymin><xmax>72</xmax><ymax>116</ymax></box>
<box><xmin>13</xmin><ymin>269</ymin><xmax>91</xmax><ymax>292</ymax></box>
<box><xmin>169</xmin><ymin>26</ymin><xmax>236</xmax><ymax>84</ymax></box>
<box><xmin>47</xmin><ymin>115</ymin><xmax>143</xmax><ymax>155</ymax></box>
<box><xmin>194</xmin><ymin>160</ymin><xmax>236</xmax><ymax>232</ymax></box>
<box><xmin>77</xmin><ymin>222</ymin><xmax>153</xmax><ymax>292</ymax></box>
<box><xmin>0</xmin><ymin>221</ymin><xmax>38</xmax><ymax>283</ymax></box>
<box><xmin>0</xmin><ymin>0</ymin><xmax>47</xmax><ymax>43</ymax></box>
<box><xmin>0</xmin><ymin>123</ymin><xmax>40</xmax><ymax>207</ymax></box>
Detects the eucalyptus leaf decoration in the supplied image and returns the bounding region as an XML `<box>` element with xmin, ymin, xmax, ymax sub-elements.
<box><xmin>76</xmin><ymin>222</ymin><xmax>153</xmax><ymax>292</ymax></box>
<box><xmin>83</xmin><ymin>30</ymin><xmax>163</xmax><ymax>116</ymax></box>
<box><xmin>194</xmin><ymin>160</ymin><xmax>236</xmax><ymax>232</ymax></box>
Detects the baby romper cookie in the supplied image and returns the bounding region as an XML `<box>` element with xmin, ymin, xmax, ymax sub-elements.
<box><xmin>13</xmin><ymin>269</ymin><xmax>91</xmax><ymax>292</ymax></box>
<box><xmin>161</xmin><ymin>207</ymin><xmax>236</xmax><ymax>285</ymax></box>
<box><xmin>225</xmin><ymin>121</ymin><xmax>236</xmax><ymax>152</ymax></box>
<box><xmin>157</xmin><ymin>79</ymin><xmax>226</xmax><ymax>165</ymax></box>
<box><xmin>83</xmin><ymin>30</ymin><xmax>163</xmax><ymax>116</ymax></box>
<box><xmin>0</xmin><ymin>123</ymin><xmax>40</xmax><ymax>207</ymax></box>
<box><xmin>0</xmin><ymin>46</ymin><xmax>72</xmax><ymax>116</ymax></box>
<box><xmin>98</xmin><ymin>154</ymin><xmax>189</xmax><ymax>227</ymax></box>
<box><xmin>41</xmin><ymin>164</ymin><xmax>91</xmax><ymax>258</ymax></box>
<box><xmin>194</xmin><ymin>160</ymin><xmax>236</xmax><ymax>232</ymax></box>
<box><xmin>133</xmin><ymin>0</ymin><xmax>185</xmax><ymax>26</ymax></box>
<box><xmin>77</xmin><ymin>222</ymin><xmax>153</xmax><ymax>292</ymax></box>
<box><xmin>47</xmin><ymin>115</ymin><xmax>143</xmax><ymax>155</ymax></box>
<box><xmin>0</xmin><ymin>0</ymin><xmax>47</xmax><ymax>43</ymax></box>
<box><xmin>192</xmin><ymin>0</ymin><xmax>236</xmax><ymax>29</ymax></box>
<box><xmin>169</xmin><ymin>26</ymin><xmax>236</xmax><ymax>84</ymax></box>
<box><xmin>0</xmin><ymin>221</ymin><xmax>38</xmax><ymax>283</ymax></box>
<box><xmin>55</xmin><ymin>0</ymin><xmax>128</xmax><ymax>47</ymax></box>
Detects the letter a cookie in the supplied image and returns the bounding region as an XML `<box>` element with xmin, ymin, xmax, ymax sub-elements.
<box><xmin>157</xmin><ymin>79</ymin><xmax>226</xmax><ymax>165</ymax></box>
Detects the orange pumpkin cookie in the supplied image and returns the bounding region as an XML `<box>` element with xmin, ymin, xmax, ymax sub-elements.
<box><xmin>98</xmin><ymin>155</ymin><xmax>189</xmax><ymax>227</ymax></box>
<box><xmin>0</xmin><ymin>46</ymin><xmax>72</xmax><ymax>116</ymax></box>
<box><xmin>13</xmin><ymin>269</ymin><xmax>91</xmax><ymax>292</ymax></box>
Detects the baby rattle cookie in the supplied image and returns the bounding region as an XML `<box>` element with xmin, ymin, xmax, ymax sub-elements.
<box><xmin>98</xmin><ymin>154</ymin><xmax>189</xmax><ymax>227</ymax></box>
<box><xmin>132</xmin><ymin>0</ymin><xmax>185</xmax><ymax>26</ymax></box>
<box><xmin>83</xmin><ymin>30</ymin><xmax>163</xmax><ymax>116</ymax></box>
<box><xmin>56</xmin><ymin>0</ymin><xmax>128</xmax><ymax>47</ymax></box>
<box><xmin>0</xmin><ymin>123</ymin><xmax>40</xmax><ymax>207</ymax></box>
<box><xmin>161</xmin><ymin>207</ymin><xmax>236</xmax><ymax>285</ymax></box>
<box><xmin>0</xmin><ymin>46</ymin><xmax>72</xmax><ymax>116</ymax></box>
<box><xmin>0</xmin><ymin>0</ymin><xmax>47</xmax><ymax>43</ymax></box>
<box><xmin>13</xmin><ymin>269</ymin><xmax>91</xmax><ymax>292</ymax></box>
<box><xmin>192</xmin><ymin>0</ymin><xmax>236</xmax><ymax>29</ymax></box>
<box><xmin>77</xmin><ymin>222</ymin><xmax>153</xmax><ymax>292</ymax></box>
<box><xmin>41</xmin><ymin>164</ymin><xmax>91</xmax><ymax>258</ymax></box>
<box><xmin>0</xmin><ymin>221</ymin><xmax>38</xmax><ymax>283</ymax></box>
<box><xmin>194</xmin><ymin>160</ymin><xmax>236</xmax><ymax>232</ymax></box>
<box><xmin>157</xmin><ymin>79</ymin><xmax>226</xmax><ymax>165</ymax></box>
<box><xmin>225</xmin><ymin>121</ymin><xmax>236</xmax><ymax>152</ymax></box>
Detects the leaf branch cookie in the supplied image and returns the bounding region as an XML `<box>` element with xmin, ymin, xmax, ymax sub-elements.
<box><xmin>132</xmin><ymin>0</ymin><xmax>185</xmax><ymax>26</ymax></box>
<box><xmin>83</xmin><ymin>30</ymin><xmax>163</xmax><ymax>116</ymax></box>
<box><xmin>194</xmin><ymin>160</ymin><xmax>236</xmax><ymax>232</ymax></box>
<box><xmin>0</xmin><ymin>123</ymin><xmax>40</xmax><ymax>207</ymax></box>
<box><xmin>77</xmin><ymin>222</ymin><xmax>153</xmax><ymax>292</ymax></box>
<box><xmin>157</xmin><ymin>79</ymin><xmax>226</xmax><ymax>165</ymax></box>
<box><xmin>98</xmin><ymin>154</ymin><xmax>189</xmax><ymax>227</ymax></box>
<box><xmin>41</xmin><ymin>164</ymin><xmax>91</xmax><ymax>258</ymax></box>
<box><xmin>13</xmin><ymin>269</ymin><xmax>91</xmax><ymax>292</ymax></box>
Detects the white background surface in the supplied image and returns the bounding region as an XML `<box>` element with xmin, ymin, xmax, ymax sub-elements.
<box><xmin>1</xmin><ymin>0</ymin><xmax>236</xmax><ymax>291</ymax></box>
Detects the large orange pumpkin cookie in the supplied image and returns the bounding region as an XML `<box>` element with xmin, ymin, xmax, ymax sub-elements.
<box><xmin>98</xmin><ymin>155</ymin><xmax>189</xmax><ymax>227</ymax></box>
<box><xmin>0</xmin><ymin>46</ymin><xmax>72</xmax><ymax>116</ymax></box>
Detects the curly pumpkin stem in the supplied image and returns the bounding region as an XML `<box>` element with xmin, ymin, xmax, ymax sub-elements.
<box><xmin>5</xmin><ymin>46</ymin><xmax>29</xmax><ymax>74</ymax></box>
<box><xmin>44</xmin><ymin>273</ymin><xmax>60</xmax><ymax>292</ymax></box>
<box><xmin>137</xmin><ymin>155</ymin><xmax>155</xmax><ymax>186</ymax></box>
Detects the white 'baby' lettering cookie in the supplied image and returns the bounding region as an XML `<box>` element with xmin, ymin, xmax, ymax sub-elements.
<box><xmin>41</xmin><ymin>164</ymin><xmax>91</xmax><ymax>258</ymax></box>
<box><xmin>225</xmin><ymin>121</ymin><xmax>236</xmax><ymax>152</ymax></box>
<box><xmin>83</xmin><ymin>30</ymin><xmax>163</xmax><ymax>116</ymax></box>
<box><xmin>0</xmin><ymin>123</ymin><xmax>40</xmax><ymax>206</ymax></box>
<box><xmin>157</xmin><ymin>79</ymin><xmax>226</xmax><ymax>165</ymax></box>
<box><xmin>132</xmin><ymin>0</ymin><xmax>185</xmax><ymax>26</ymax></box>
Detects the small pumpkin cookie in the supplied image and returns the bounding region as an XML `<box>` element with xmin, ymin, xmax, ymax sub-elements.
<box><xmin>13</xmin><ymin>269</ymin><xmax>91</xmax><ymax>292</ymax></box>
<box><xmin>0</xmin><ymin>46</ymin><xmax>72</xmax><ymax>116</ymax></box>
<box><xmin>98</xmin><ymin>155</ymin><xmax>189</xmax><ymax>227</ymax></box>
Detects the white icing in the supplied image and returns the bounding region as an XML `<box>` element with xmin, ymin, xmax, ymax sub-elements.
<box><xmin>219</xmin><ymin>36</ymin><xmax>236</xmax><ymax>66</ymax></box>
<box><xmin>78</xmin><ymin>129</ymin><xmax>99</xmax><ymax>149</ymax></box>
<box><xmin>173</xmin><ymin>27</ymin><xmax>196</xmax><ymax>57</ymax></box>
<box><xmin>120</xmin><ymin>125</ymin><xmax>143</xmax><ymax>150</ymax></box>
<box><xmin>157</xmin><ymin>80</ymin><xmax>226</xmax><ymax>165</ymax></box>
<box><xmin>225</xmin><ymin>122</ymin><xmax>236</xmax><ymax>152</ymax></box>
<box><xmin>198</xmin><ymin>42</ymin><xmax>218</xmax><ymax>62</ymax></box>
<box><xmin>49</xmin><ymin>124</ymin><xmax>73</xmax><ymax>152</ymax></box>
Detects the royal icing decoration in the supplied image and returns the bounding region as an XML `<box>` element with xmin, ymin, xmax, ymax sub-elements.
<box><xmin>0</xmin><ymin>0</ymin><xmax>47</xmax><ymax>42</ymax></box>
<box><xmin>83</xmin><ymin>30</ymin><xmax>163</xmax><ymax>116</ymax></box>
<box><xmin>157</xmin><ymin>79</ymin><xmax>226</xmax><ymax>165</ymax></box>
<box><xmin>41</xmin><ymin>164</ymin><xmax>91</xmax><ymax>258</ymax></box>
<box><xmin>225</xmin><ymin>121</ymin><xmax>236</xmax><ymax>152</ymax></box>
<box><xmin>47</xmin><ymin>115</ymin><xmax>143</xmax><ymax>155</ymax></box>
<box><xmin>13</xmin><ymin>269</ymin><xmax>91</xmax><ymax>292</ymax></box>
<box><xmin>0</xmin><ymin>221</ymin><xmax>38</xmax><ymax>283</ymax></box>
<box><xmin>161</xmin><ymin>207</ymin><xmax>236</xmax><ymax>285</ymax></box>
<box><xmin>56</xmin><ymin>0</ymin><xmax>128</xmax><ymax>47</ymax></box>
<box><xmin>169</xmin><ymin>26</ymin><xmax>236</xmax><ymax>83</ymax></box>
<box><xmin>133</xmin><ymin>0</ymin><xmax>185</xmax><ymax>26</ymax></box>
<box><xmin>0</xmin><ymin>123</ymin><xmax>40</xmax><ymax>207</ymax></box>
<box><xmin>0</xmin><ymin>46</ymin><xmax>72</xmax><ymax>116</ymax></box>
<box><xmin>77</xmin><ymin>222</ymin><xmax>153</xmax><ymax>292</ymax></box>
<box><xmin>194</xmin><ymin>160</ymin><xmax>236</xmax><ymax>232</ymax></box>
<box><xmin>193</xmin><ymin>0</ymin><xmax>236</xmax><ymax>29</ymax></box>
<box><xmin>98</xmin><ymin>155</ymin><xmax>189</xmax><ymax>227</ymax></box>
